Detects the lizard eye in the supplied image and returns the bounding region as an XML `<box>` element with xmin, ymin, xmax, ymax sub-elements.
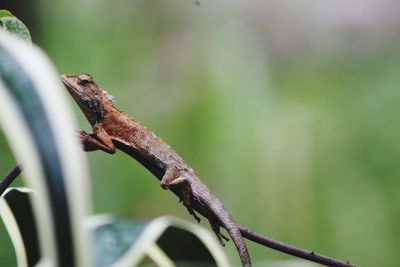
<box><xmin>77</xmin><ymin>74</ymin><xmax>93</xmax><ymax>86</ymax></box>
<box><xmin>78</xmin><ymin>78</ymin><xmax>91</xmax><ymax>86</ymax></box>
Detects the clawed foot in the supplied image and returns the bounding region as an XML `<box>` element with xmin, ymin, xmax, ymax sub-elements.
<box><xmin>179</xmin><ymin>187</ymin><xmax>201</xmax><ymax>223</ymax></box>
<box><xmin>78</xmin><ymin>130</ymin><xmax>89</xmax><ymax>142</ymax></box>
<box><xmin>76</xmin><ymin>129</ymin><xmax>116</xmax><ymax>153</ymax></box>
<box><xmin>209</xmin><ymin>220</ymin><xmax>229</xmax><ymax>246</ymax></box>
<box><xmin>185</xmin><ymin>205</ymin><xmax>201</xmax><ymax>223</ymax></box>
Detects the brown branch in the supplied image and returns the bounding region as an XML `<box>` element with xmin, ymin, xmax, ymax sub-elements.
<box><xmin>0</xmin><ymin>163</ymin><xmax>22</xmax><ymax>196</ymax></box>
<box><xmin>239</xmin><ymin>226</ymin><xmax>356</xmax><ymax>267</ymax></box>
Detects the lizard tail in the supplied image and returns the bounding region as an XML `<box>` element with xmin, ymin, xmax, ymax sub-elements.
<box><xmin>206</xmin><ymin>201</ymin><xmax>252</xmax><ymax>267</ymax></box>
<box><xmin>219</xmin><ymin>216</ymin><xmax>252</xmax><ymax>267</ymax></box>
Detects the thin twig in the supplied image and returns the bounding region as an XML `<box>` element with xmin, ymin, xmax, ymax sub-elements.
<box><xmin>239</xmin><ymin>226</ymin><xmax>356</xmax><ymax>267</ymax></box>
<box><xmin>0</xmin><ymin>163</ymin><xmax>22</xmax><ymax>196</ymax></box>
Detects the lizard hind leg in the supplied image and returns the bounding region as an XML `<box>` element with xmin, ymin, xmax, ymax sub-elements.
<box><xmin>160</xmin><ymin>167</ymin><xmax>200</xmax><ymax>222</ymax></box>
<box><xmin>160</xmin><ymin>167</ymin><xmax>180</xmax><ymax>189</ymax></box>
<box><xmin>178</xmin><ymin>180</ymin><xmax>201</xmax><ymax>223</ymax></box>
<box><xmin>209</xmin><ymin>219</ymin><xmax>230</xmax><ymax>246</ymax></box>
<box><xmin>185</xmin><ymin>205</ymin><xmax>201</xmax><ymax>223</ymax></box>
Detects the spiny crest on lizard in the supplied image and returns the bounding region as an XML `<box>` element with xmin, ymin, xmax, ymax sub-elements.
<box><xmin>102</xmin><ymin>90</ymin><xmax>115</xmax><ymax>102</ymax></box>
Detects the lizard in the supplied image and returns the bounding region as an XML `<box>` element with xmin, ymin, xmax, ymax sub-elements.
<box><xmin>61</xmin><ymin>73</ymin><xmax>252</xmax><ymax>267</ymax></box>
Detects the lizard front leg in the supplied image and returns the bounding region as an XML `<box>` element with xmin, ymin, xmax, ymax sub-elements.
<box><xmin>79</xmin><ymin>125</ymin><xmax>116</xmax><ymax>154</ymax></box>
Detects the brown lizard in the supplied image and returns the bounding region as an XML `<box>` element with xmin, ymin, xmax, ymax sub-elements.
<box><xmin>61</xmin><ymin>73</ymin><xmax>252</xmax><ymax>267</ymax></box>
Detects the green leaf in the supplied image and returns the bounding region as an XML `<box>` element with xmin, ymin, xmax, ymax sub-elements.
<box><xmin>0</xmin><ymin>10</ymin><xmax>14</xmax><ymax>18</ymax></box>
<box><xmin>90</xmin><ymin>215</ymin><xmax>230</xmax><ymax>266</ymax></box>
<box><xmin>0</xmin><ymin>188</ymin><xmax>40</xmax><ymax>267</ymax></box>
<box><xmin>94</xmin><ymin>219</ymin><xmax>147</xmax><ymax>267</ymax></box>
<box><xmin>0</xmin><ymin>30</ymin><xmax>92</xmax><ymax>266</ymax></box>
<box><xmin>0</xmin><ymin>10</ymin><xmax>31</xmax><ymax>43</ymax></box>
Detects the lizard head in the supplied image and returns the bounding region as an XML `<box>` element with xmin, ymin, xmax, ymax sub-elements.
<box><xmin>61</xmin><ymin>73</ymin><xmax>113</xmax><ymax>125</ymax></box>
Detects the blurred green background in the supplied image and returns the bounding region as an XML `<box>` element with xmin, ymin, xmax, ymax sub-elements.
<box><xmin>1</xmin><ymin>0</ymin><xmax>400</xmax><ymax>266</ymax></box>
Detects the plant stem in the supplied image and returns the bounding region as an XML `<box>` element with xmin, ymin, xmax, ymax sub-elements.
<box><xmin>0</xmin><ymin>163</ymin><xmax>21</xmax><ymax>196</ymax></box>
<box><xmin>239</xmin><ymin>226</ymin><xmax>356</xmax><ymax>267</ymax></box>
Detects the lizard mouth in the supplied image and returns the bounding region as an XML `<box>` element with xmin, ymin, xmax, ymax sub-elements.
<box><xmin>61</xmin><ymin>74</ymin><xmax>84</xmax><ymax>96</ymax></box>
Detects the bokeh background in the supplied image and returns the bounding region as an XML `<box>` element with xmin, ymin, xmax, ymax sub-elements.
<box><xmin>1</xmin><ymin>0</ymin><xmax>400</xmax><ymax>266</ymax></box>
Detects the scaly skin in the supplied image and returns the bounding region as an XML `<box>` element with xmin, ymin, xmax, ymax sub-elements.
<box><xmin>61</xmin><ymin>73</ymin><xmax>252</xmax><ymax>267</ymax></box>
